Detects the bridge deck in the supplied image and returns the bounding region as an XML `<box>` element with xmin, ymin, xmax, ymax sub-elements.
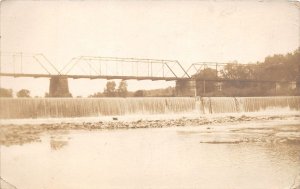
<box><xmin>0</xmin><ymin>73</ymin><xmax>189</xmax><ymax>81</ymax></box>
<box><xmin>0</xmin><ymin>73</ymin><xmax>293</xmax><ymax>83</ymax></box>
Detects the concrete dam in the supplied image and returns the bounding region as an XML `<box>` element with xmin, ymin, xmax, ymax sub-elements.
<box><xmin>0</xmin><ymin>96</ymin><xmax>299</xmax><ymax>119</ymax></box>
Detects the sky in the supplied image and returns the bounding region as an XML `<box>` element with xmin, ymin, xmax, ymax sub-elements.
<box><xmin>0</xmin><ymin>0</ymin><xmax>299</xmax><ymax>97</ymax></box>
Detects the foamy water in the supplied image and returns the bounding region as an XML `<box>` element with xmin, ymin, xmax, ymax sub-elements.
<box><xmin>0</xmin><ymin>96</ymin><xmax>299</xmax><ymax>119</ymax></box>
<box><xmin>0</xmin><ymin>108</ymin><xmax>299</xmax><ymax>125</ymax></box>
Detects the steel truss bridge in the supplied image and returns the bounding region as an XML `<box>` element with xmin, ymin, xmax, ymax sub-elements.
<box><xmin>0</xmin><ymin>52</ymin><xmax>294</xmax><ymax>82</ymax></box>
<box><xmin>0</xmin><ymin>52</ymin><xmax>191</xmax><ymax>81</ymax></box>
<box><xmin>0</xmin><ymin>52</ymin><xmax>297</xmax><ymax>96</ymax></box>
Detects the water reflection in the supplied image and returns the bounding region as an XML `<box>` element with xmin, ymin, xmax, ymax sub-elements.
<box><xmin>50</xmin><ymin>138</ymin><xmax>69</xmax><ymax>151</ymax></box>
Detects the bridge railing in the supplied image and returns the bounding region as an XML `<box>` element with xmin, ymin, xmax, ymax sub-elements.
<box><xmin>0</xmin><ymin>52</ymin><xmax>60</xmax><ymax>76</ymax></box>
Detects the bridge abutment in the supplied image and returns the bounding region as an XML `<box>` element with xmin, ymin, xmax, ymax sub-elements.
<box><xmin>175</xmin><ymin>80</ymin><xmax>196</xmax><ymax>97</ymax></box>
<box><xmin>49</xmin><ymin>76</ymin><xmax>72</xmax><ymax>97</ymax></box>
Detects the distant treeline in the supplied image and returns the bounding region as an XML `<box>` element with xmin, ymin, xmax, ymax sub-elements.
<box><xmin>194</xmin><ymin>48</ymin><xmax>300</xmax><ymax>96</ymax></box>
<box><xmin>89</xmin><ymin>81</ymin><xmax>175</xmax><ymax>97</ymax></box>
<box><xmin>0</xmin><ymin>88</ymin><xmax>31</xmax><ymax>98</ymax></box>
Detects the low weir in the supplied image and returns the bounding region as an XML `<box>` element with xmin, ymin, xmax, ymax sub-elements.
<box><xmin>0</xmin><ymin>96</ymin><xmax>299</xmax><ymax>119</ymax></box>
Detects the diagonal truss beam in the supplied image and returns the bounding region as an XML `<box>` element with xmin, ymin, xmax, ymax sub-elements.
<box><xmin>60</xmin><ymin>56</ymin><xmax>191</xmax><ymax>79</ymax></box>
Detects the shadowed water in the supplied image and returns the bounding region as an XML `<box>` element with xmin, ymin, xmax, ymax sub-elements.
<box><xmin>1</xmin><ymin>120</ymin><xmax>300</xmax><ymax>189</ymax></box>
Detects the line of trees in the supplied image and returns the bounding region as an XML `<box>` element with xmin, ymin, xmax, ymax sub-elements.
<box><xmin>89</xmin><ymin>80</ymin><xmax>128</xmax><ymax>97</ymax></box>
<box><xmin>133</xmin><ymin>87</ymin><xmax>175</xmax><ymax>97</ymax></box>
<box><xmin>89</xmin><ymin>81</ymin><xmax>175</xmax><ymax>97</ymax></box>
<box><xmin>0</xmin><ymin>88</ymin><xmax>31</xmax><ymax>98</ymax></box>
<box><xmin>194</xmin><ymin>48</ymin><xmax>300</xmax><ymax>96</ymax></box>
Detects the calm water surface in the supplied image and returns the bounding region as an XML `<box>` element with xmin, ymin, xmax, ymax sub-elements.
<box><xmin>1</xmin><ymin>121</ymin><xmax>300</xmax><ymax>189</ymax></box>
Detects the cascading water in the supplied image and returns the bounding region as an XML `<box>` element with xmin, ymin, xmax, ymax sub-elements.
<box><xmin>0</xmin><ymin>97</ymin><xmax>196</xmax><ymax>119</ymax></box>
<box><xmin>197</xmin><ymin>96</ymin><xmax>300</xmax><ymax>114</ymax></box>
<box><xmin>0</xmin><ymin>96</ymin><xmax>299</xmax><ymax>119</ymax></box>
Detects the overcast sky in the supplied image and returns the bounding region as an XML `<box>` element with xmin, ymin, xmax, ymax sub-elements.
<box><xmin>0</xmin><ymin>0</ymin><xmax>299</xmax><ymax>97</ymax></box>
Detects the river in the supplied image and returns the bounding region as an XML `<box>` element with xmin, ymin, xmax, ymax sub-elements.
<box><xmin>1</xmin><ymin>96</ymin><xmax>300</xmax><ymax>188</ymax></box>
<box><xmin>1</xmin><ymin>118</ymin><xmax>300</xmax><ymax>189</ymax></box>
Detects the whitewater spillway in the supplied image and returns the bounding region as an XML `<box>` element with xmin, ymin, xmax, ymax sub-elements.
<box><xmin>0</xmin><ymin>96</ymin><xmax>299</xmax><ymax>119</ymax></box>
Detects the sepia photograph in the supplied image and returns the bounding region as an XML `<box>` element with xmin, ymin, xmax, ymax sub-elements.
<box><xmin>0</xmin><ymin>0</ymin><xmax>300</xmax><ymax>188</ymax></box>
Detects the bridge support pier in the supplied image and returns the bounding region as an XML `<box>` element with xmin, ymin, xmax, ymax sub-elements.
<box><xmin>175</xmin><ymin>80</ymin><xmax>196</xmax><ymax>97</ymax></box>
<box><xmin>49</xmin><ymin>76</ymin><xmax>72</xmax><ymax>97</ymax></box>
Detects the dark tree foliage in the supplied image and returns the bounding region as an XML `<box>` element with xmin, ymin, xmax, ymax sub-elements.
<box><xmin>193</xmin><ymin>48</ymin><xmax>300</xmax><ymax>96</ymax></box>
<box><xmin>104</xmin><ymin>81</ymin><xmax>117</xmax><ymax>97</ymax></box>
<box><xmin>193</xmin><ymin>68</ymin><xmax>218</xmax><ymax>95</ymax></box>
<box><xmin>134</xmin><ymin>90</ymin><xmax>144</xmax><ymax>97</ymax></box>
<box><xmin>16</xmin><ymin>89</ymin><xmax>31</xmax><ymax>98</ymax></box>
<box><xmin>0</xmin><ymin>88</ymin><xmax>13</xmax><ymax>97</ymax></box>
<box><xmin>92</xmin><ymin>80</ymin><xmax>128</xmax><ymax>97</ymax></box>
<box><xmin>118</xmin><ymin>80</ymin><xmax>128</xmax><ymax>97</ymax></box>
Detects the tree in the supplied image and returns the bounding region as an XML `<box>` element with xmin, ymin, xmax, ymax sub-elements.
<box><xmin>134</xmin><ymin>90</ymin><xmax>144</xmax><ymax>97</ymax></box>
<box><xmin>193</xmin><ymin>68</ymin><xmax>218</xmax><ymax>95</ymax></box>
<box><xmin>220</xmin><ymin>63</ymin><xmax>257</xmax><ymax>91</ymax></box>
<box><xmin>117</xmin><ymin>80</ymin><xmax>128</xmax><ymax>97</ymax></box>
<box><xmin>104</xmin><ymin>81</ymin><xmax>116</xmax><ymax>97</ymax></box>
<box><xmin>17</xmin><ymin>89</ymin><xmax>31</xmax><ymax>98</ymax></box>
<box><xmin>221</xmin><ymin>63</ymin><xmax>255</xmax><ymax>80</ymax></box>
<box><xmin>0</xmin><ymin>88</ymin><xmax>13</xmax><ymax>97</ymax></box>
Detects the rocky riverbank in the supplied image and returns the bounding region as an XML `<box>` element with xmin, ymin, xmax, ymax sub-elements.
<box><xmin>1</xmin><ymin>114</ymin><xmax>299</xmax><ymax>146</ymax></box>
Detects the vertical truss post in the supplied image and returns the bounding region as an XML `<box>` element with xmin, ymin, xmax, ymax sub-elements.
<box><xmin>148</xmin><ymin>61</ymin><xmax>150</xmax><ymax>77</ymax></box>
<box><xmin>90</xmin><ymin>62</ymin><xmax>93</xmax><ymax>75</ymax></box>
<box><xmin>136</xmin><ymin>62</ymin><xmax>138</xmax><ymax>77</ymax></box>
<box><xmin>13</xmin><ymin>54</ymin><xmax>15</xmax><ymax>74</ymax></box>
<box><xmin>116</xmin><ymin>61</ymin><xmax>118</xmax><ymax>75</ymax></box>
<box><xmin>131</xmin><ymin>62</ymin><xmax>133</xmax><ymax>76</ymax></box>
<box><xmin>163</xmin><ymin>63</ymin><xmax>165</xmax><ymax>78</ymax></box>
<box><xmin>151</xmin><ymin>61</ymin><xmax>153</xmax><ymax>77</ymax></box>
<box><xmin>106</xmin><ymin>62</ymin><xmax>108</xmax><ymax>75</ymax></box>
<box><xmin>99</xmin><ymin>61</ymin><xmax>101</xmax><ymax>75</ymax></box>
<box><xmin>20</xmin><ymin>53</ymin><xmax>23</xmax><ymax>73</ymax></box>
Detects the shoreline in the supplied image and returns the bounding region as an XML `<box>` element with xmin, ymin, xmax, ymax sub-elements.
<box><xmin>1</xmin><ymin>113</ymin><xmax>299</xmax><ymax>146</ymax></box>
